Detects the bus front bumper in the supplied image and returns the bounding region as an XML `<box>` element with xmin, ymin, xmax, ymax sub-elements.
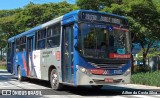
<box><xmin>76</xmin><ymin>70</ymin><xmax>131</xmax><ymax>85</ymax></box>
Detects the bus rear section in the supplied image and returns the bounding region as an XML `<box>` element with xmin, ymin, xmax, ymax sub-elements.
<box><xmin>7</xmin><ymin>41</ymin><xmax>15</xmax><ymax>74</ymax></box>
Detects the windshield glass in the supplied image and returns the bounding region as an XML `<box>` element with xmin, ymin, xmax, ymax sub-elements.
<box><xmin>77</xmin><ymin>23</ymin><xmax>131</xmax><ymax>59</ymax></box>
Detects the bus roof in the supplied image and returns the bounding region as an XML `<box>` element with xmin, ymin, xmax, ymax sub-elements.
<box><xmin>8</xmin><ymin>10</ymin><xmax>127</xmax><ymax>42</ymax></box>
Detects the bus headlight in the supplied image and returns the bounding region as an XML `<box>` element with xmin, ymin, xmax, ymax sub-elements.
<box><xmin>79</xmin><ymin>66</ymin><xmax>91</xmax><ymax>75</ymax></box>
<box><xmin>124</xmin><ymin>68</ymin><xmax>131</xmax><ymax>76</ymax></box>
<box><xmin>80</xmin><ymin>67</ymin><xmax>86</xmax><ymax>72</ymax></box>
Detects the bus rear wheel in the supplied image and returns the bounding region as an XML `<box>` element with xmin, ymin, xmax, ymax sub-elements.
<box><xmin>18</xmin><ymin>66</ymin><xmax>24</xmax><ymax>81</ymax></box>
<box><xmin>91</xmin><ymin>85</ymin><xmax>103</xmax><ymax>89</ymax></box>
<box><xmin>50</xmin><ymin>69</ymin><xmax>63</xmax><ymax>90</ymax></box>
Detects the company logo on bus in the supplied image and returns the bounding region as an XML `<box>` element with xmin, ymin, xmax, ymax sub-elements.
<box><xmin>103</xmin><ymin>70</ymin><xmax>110</xmax><ymax>75</ymax></box>
<box><xmin>89</xmin><ymin>69</ymin><xmax>110</xmax><ymax>75</ymax></box>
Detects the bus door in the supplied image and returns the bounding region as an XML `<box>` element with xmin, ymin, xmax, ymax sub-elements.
<box><xmin>26</xmin><ymin>36</ymin><xmax>34</xmax><ymax>77</ymax></box>
<box><xmin>62</xmin><ymin>25</ymin><xmax>74</xmax><ymax>83</ymax></box>
<box><xmin>11</xmin><ymin>42</ymin><xmax>15</xmax><ymax>74</ymax></box>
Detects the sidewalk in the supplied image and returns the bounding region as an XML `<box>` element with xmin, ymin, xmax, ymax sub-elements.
<box><xmin>0</xmin><ymin>69</ymin><xmax>7</xmax><ymax>71</ymax></box>
<box><xmin>0</xmin><ymin>69</ymin><xmax>12</xmax><ymax>76</ymax></box>
<box><xmin>126</xmin><ymin>84</ymin><xmax>160</xmax><ymax>89</ymax></box>
<box><xmin>117</xmin><ymin>84</ymin><xmax>160</xmax><ymax>91</ymax></box>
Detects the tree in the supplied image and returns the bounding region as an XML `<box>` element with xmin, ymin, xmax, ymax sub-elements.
<box><xmin>108</xmin><ymin>0</ymin><xmax>160</xmax><ymax>66</ymax></box>
<box><xmin>0</xmin><ymin>28</ymin><xmax>7</xmax><ymax>60</ymax></box>
<box><xmin>0</xmin><ymin>1</ymin><xmax>78</xmax><ymax>51</ymax></box>
<box><xmin>76</xmin><ymin>0</ymin><xmax>160</xmax><ymax>67</ymax></box>
<box><xmin>0</xmin><ymin>1</ymin><xmax>77</xmax><ymax>36</ymax></box>
<box><xmin>14</xmin><ymin>1</ymin><xmax>76</xmax><ymax>33</ymax></box>
<box><xmin>0</xmin><ymin>14</ymin><xmax>17</xmax><ymax>38</ymax></box>
<box><xmin>76</xmin><ymin>0</ymin><xmax>122</xmax><ymax>10</ymax></box>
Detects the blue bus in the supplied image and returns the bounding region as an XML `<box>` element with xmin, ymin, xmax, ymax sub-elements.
<box><xmin>7</xmin><ymin>10</ymin><xmax>131</xmax><ymax>90</ymax></box>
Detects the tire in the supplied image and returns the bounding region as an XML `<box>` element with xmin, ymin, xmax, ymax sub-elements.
<box><xmin>50</xmin><ymin>69</ymin><xmax>63</xmax><ymax>90</ymax></box>
<box><xmin>91</xmin><ymin>85</ymin><xmax>103</xmax><ymax>89</ymax></box>
<box><xmin>17</xmin><ymin>66</ymin><xmax>24</xmax><ymax>81</ymax></box>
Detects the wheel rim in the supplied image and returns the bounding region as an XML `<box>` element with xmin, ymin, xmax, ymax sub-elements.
<box><xmin>52</xmin><ymin>71</ymin><xmax>58</xmax><ymax>87</ymax></box>
<box><xmin>18</xmin><ymin>68</ymin><xmax>21</xmax><ymax>79</ymax></box>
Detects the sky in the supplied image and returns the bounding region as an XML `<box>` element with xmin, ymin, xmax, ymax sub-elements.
<box><xmin>0</xmin><ymin>0</ymin><xmax>75</xmax><ymax>10</ymax></box>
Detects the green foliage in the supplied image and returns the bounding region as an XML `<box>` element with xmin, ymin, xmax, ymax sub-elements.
<box><xmin>76</xmin><ymin>0</ymin><xmax>122</xmax><ymax>10</ymax></box>
<box><xmin>0</xmin><ymin>15</ymin><xmax>17</xmax><ymax>34</ymax></box>
<box><xmin>0</xmin><ymin>65</ymin><xmax>6</xmax><ymax>70</ymax></box>
<box><xmin>0</xmin><ymin>1</ymin><xmax>77</xmax><ymax>49</ymax></box>
<box><xmin>136</xmin><ymin>48</ymin><xmax>160</xmax><ymax>61</ymax></box>
<box><xmin>131</xmin><ymin>71</ymin><xmax>160</xmax><ymax>87</ymax></box>
<box><xmin>133</xmin><ymin>65</ymin><xmax>150</xmax><ymax>73</ymax></box>
<box><xmin>0</xmin><ymin>9</ymin><xmax>21</xmax><ymax>18</ymax></box>
<box><xmin>0</xmin><ymin>14</ymin><xmax>17</xmax><ymax>47</ymax></box>
<box><xmin>15</xmin><ymin>1</ymin><xmax>76</xmax><ymax>33</ymax></box>
<box><xmin>76</xmin><ymin>0</ymin><xmax>100</xmax><ymax>10</ymax></box>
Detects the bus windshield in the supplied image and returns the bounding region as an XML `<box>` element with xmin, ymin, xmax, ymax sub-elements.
<box><xmin>77</xmin><ymin>23</ymin><xmax>131</xmax><ymax>59</ymax></box>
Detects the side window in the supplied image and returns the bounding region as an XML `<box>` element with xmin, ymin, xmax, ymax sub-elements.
<box><xmin>46</xmin><ymin>23</ymin><xmax>61</xmax><ymax>48</ymax></box>
<box><xmin>16</xmin><ymin>36</ymin><xmax>26</xmax><ymax>52</ymax></box>
<box><xmin>16</xmin><ymin>38</ymin><xmax>20</xmax><ymax>52</ymax></box>
<box><xmin>37</xmin><ymin>29</ymin><xmax>46</xmax><ymax>49</ymax></box>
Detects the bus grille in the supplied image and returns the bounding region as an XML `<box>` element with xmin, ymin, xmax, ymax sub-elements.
<box><xmin>88</xmin><ymin>62</ymin><xmax>125</xmax><ymax>69</ymax></box>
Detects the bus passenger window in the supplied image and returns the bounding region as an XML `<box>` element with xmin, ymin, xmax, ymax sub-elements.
<box><xmin>47</xmin><ymin>40</ymin><xmax>53</xmax><ymax>48</ymax></box>
<box><xmin>46</xmin><ymin>24</ymin><xmax>60</xmax><ymax>48</ymax></box>
<box><xmin>16</xmin><ymin>48</ymin><xmax>19</xmax><ymax>52</ymax></box>
<box><xmin>38</xmin><ymin>40</ymin><xmax>45</xmax><ymax>49</ymax></box>
<box><xmin>37</xmin><ymin>29</ymin><xmax>46</xmax><ymax>49</ymax></box>
<box><xmin>15</xmin><ymin>36</ymin><xmax>26</xmax><ymax>52</ymax></box>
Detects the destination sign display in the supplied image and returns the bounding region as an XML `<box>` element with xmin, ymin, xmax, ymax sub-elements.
<box><xmin>79</xmin><ymin>12</ymin><xmax>126</xmax><ymax>25</ymax></box>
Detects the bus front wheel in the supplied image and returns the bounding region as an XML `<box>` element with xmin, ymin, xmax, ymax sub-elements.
<box><xmin>91</xmin><ymin>85</ymin><xmax>103</xmax><ymax>89</ymax></box>
<box><xmin>50</xmin><ymin>69</ymin><xmax>63</xmax><ymax>90</ymax></box>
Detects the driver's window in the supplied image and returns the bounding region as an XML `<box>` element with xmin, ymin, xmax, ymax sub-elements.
<box><xmin>84</xmin><ymin>30</ymin><xmax>95</xmax><ymax>49</ymax></box>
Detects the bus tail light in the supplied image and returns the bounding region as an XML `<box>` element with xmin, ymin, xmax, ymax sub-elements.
<box><xmin>56</xmin><ymin>51</ymin><xmax>60</xmax><ymax>61</ymax></box>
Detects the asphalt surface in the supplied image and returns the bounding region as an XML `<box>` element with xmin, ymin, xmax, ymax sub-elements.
<box><xmin>0</xmin><ymin>69</ymin><xmax>160</xmax><ymax>98</ymax></box>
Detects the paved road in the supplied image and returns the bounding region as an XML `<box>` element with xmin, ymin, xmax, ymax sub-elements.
<box><xmin>0</xmin><ymin>70</ymin><xmax>160</xmax><ymax>98</ymax></box>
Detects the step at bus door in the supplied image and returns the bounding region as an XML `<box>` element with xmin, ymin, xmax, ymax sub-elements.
<box><xmin>62</xmin><ymin>25</ymin><xmax>74</xmax><ymax>83</ymax></box>
<box><xmin>26</xmin><ymin>36</ymin><xmax>34</xmax><ymax>77</ymax></box>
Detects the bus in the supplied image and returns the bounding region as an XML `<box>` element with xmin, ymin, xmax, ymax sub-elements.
<box><xmin>7</xmin><ymin>10</ymin><xmax>131</xmax><ymax>90</ymax></box>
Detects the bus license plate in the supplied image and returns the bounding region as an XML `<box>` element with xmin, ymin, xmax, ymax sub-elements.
<box><xmin>104</xmin><ymin>78</ymin><xmax>113</xmax><ymax>83</ymax></box>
